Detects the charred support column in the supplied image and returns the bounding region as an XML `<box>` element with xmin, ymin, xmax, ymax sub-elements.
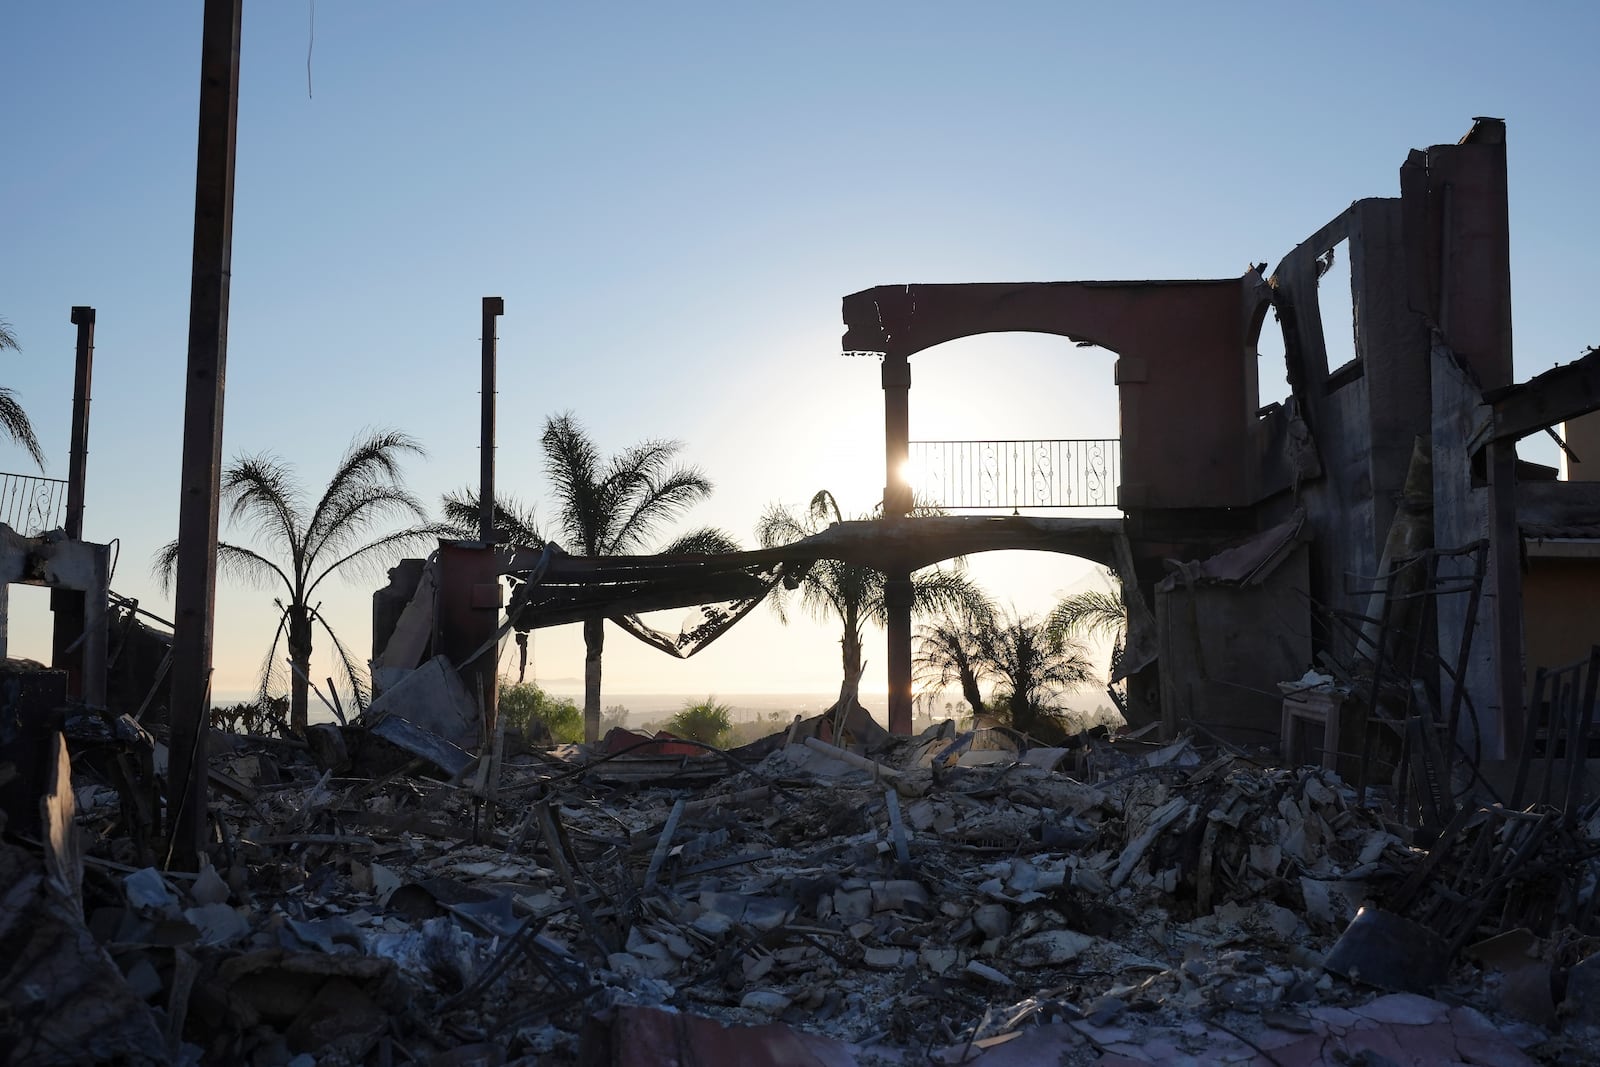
<box><xmin>437</xmin><ymin>540</ymin><xmax>503</xmax><ymax>738</ymax></box>
<box><xmin>882</xmin><ymin>351</ymin><xmax>914</xmax><ymax>735</ymax></box>
<box><xmin>168</xmin><ymin>0</ymin><xmax>242</xmax><ymax>869</ymax></box>
<box><xmin>479</xmin><ymin>297</ymin><xmax>504</xmax><ymax>542</ymax></box>
<box><xmin>472</xmin><ymin>297</ymin><xmax>505</xmax><ymax>737</ymax></box>
<box><xmin>51</xmin><ymin>306</ymin><xmax>96</xmax><ymax>697</ymax></box>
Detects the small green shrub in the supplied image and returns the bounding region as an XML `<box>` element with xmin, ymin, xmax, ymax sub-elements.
<box><xmin>498</xmin><ymin>679</ymin><xmax>582</xmax><ymax>744</ymax></box>
<box><xmin>665</xmin><ymin>697</ymin><xmax>733</xmax><ymax>747</ymax></box>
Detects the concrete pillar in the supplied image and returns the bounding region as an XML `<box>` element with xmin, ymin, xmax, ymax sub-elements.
<box><xmin>882</xmin><ymin>352</ymin><xmax>913</xmax><ymax>734</ymax></box>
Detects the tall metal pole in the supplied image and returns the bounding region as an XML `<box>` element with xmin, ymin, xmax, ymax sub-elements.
<box><xmin>168</xmin><ymin>0</ymin><xmax>242</xmax><ymax>869</ymax></box>
<box><xmin>479</xmin><ymin>297</ymin><xmax>504</xmax><ymax>542</ymax></box>
<box><xmin>64</xmin><ymin>307</ymin><xmax>94</xmax><ymax>539</ymax></box>
<box><xmin>51</xmin><ymin>306</ymin><xmax>97</xmax><ymax>697</ymax></box>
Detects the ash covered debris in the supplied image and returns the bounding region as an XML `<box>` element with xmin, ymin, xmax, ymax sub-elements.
<box><xmin>4</xmin><ymin>700</ymin><xmax>1600</xmax><ymax>1067</ymax></box>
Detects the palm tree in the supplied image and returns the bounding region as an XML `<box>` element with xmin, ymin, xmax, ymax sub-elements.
<box><xmin>540</xmin><ymin>412</ymin><xmax>739</xmax><ymax>742</ymax></box>
<box><xmin>914</xmin><ymin>593</ymin><xmax>997</xmax><ymax>720</ymax></box>
<box><xmin>976</xmin><ymin>608</ymin><xmax>1097</xmax><ymax>739</ymax></box>
<box><xmin>439</xmin><ymin>489</ymin><xmax>543</xmax><ymax>547</ymax></box>
<box><xmin>1049</xmin><ymin>575</ymin><xmax>1128</xmax><ymax>683</ymax></box>
<box><xmin>156</xmin><ymin>429</ymin><xmax>435</xmax><ymax>735</ymax></box>
<box><xmin>757</xmin><ymin>489</ymin><xmax>987</xmax><ymax>710</ymax></box>
<box><xmin>0</xmin><ymin>318</ymin><xmax>46</xmax><ymax>469</ymax></box>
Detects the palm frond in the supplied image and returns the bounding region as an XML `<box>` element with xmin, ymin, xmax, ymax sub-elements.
<box><xmin>903</xmin><ymin>568</ymin><xmax>992</xmax><ymax>627</ymax></box>
<box><xmin>311</xmin><ymin>606</ymin><xmax>370</xmax><ymax>715</ymax></box>
<box><xmin>542</xmin><ymin>412</ymin><xmax>606</xmax><ymax>554</ymax></box>
<box><xmin>0</xmin><ymin>319</ymin><xmax>43</xmax><ymax>471</ymax></box>
<box><xmin>304</xmin><ymin>429</ymin><xmax>424</xmax><ymax>547</ymax></box>
<box><xmin>807</xmin><ymin>490</ymin><xmax>845</xmax><ymax>527</ymax></box>
<box><xmin>756</xmin><ymin>500</ymin><xmax>812</xmax><ymax>548</ymax></box>
<box><xmin>1048</xmin><ymin>588</ymin><xmax>1126</xmax><ymax>642</ymax></box>
<box><xmin>305</xmin><ymin>522</ymin><xmax>440</xmax><ymax>600</ymax></box>
<box><xmin>222</xmin><ymin>455</ymin><xmax>306</xmax><ymax>568</ymax></box>
<box><xmin>659</xmin><ymin>526</ymin><xmax>740</xmax><ymax>555</ymax></box>
<box><xmin>255</xmin><ymin>608</ymin><xmax>292</xmax><ymax>715</ymax></box>
<box><xmin>216</xmin><ymin>542</ymin><xmax>296</xmax><ymax>594</ymax></box>
<box><xmin>607</xmin><ymin>464</ymin><xmax>714</xmax><ymax>554</ymax></box>
<box><xmin>304</xmin><ymin>430</ymin><xmax>426</xmax><ymax>560</ymax></box>
<box><xmin>305</xmin><ymin>482</ymin><xmax>428</xmax><ymax>566</ymax></box>
<box><xmin>152</xmin><ymin>538</ymin><xmax>291</xmax><ymax>596</ymax></box>
<box><xmin>0</xmin><ymin>389</ymin><xmax>45</xmax><ymax>470</ymax></box>
<box><xmin>152</xmin><ymin>539</ymin><xmax>182</xmax><ymax>594</ymax></box>
<box><xmin>439</xmin><ymin>489</ymin><xmax>543</xmax><ymax>546</ymax></box>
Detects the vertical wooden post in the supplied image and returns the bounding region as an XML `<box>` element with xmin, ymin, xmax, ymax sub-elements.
<box><xmin>168</xmin><ymin>0</ymin><xmax>242</xmax><ymax>869</ymax></box>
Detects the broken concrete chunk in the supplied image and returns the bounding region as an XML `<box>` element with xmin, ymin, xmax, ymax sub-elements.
<box><xmin>123</xmin><ymin>866</ymin><xmax>181</xmax><ymax>917</ymax></box>
<box><xmin>862</xmin><ymin>946</ymin><xmax>909</xmax><ymax>970</ymax></box>
<box><xmin>189</xmin><ymin>862</ymin><xmax>231</xmax><ymax>907</ymax></box>
<box><xmin>1013</xmin><ymin>929</ymin><xmax>1096</xmax><ymax>968</ymax></box>
<box><xmin>972</xmin><ymin>903</ymin><xmax>1011</xmax><ymax>939</ymax></box>
<box><xmin>739</xmin><ymin>989</ymin><xmax>792</xmax><ymax>1014</ymax></box>
<box><xmin>692</xmin><ymin>911</ymin><xmax>734</xmax><ymax>938</ymax></box>
<box><xmin>964</xmin><ymin>960</ymin><xmax>1013</xmax><ymax>986</ymax></box>
<box><xmin>869</xmin><ymin>879</ymin><xmax>928</xmax><ymax>912</ymax></box>
<box><xmin>833</xmin><ymin>886</ymin><xmax>872</xmax><ymax>922</ymax></box>
<box><xmin>185</xmin><ymin>902</ymin><xmax>250</xmax><ymax>946</ymax></box>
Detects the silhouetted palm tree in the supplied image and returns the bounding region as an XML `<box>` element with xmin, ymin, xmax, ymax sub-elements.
<box><xmin>0</xmin><ymin>318</ymin><xmax>46</xmax><ymax>469</ymax></box>
<box><xmin>915</xmin><ymin>592</ymin><xmax>997</xmax><ymax>720</ymax></box>
<box><xmin>977</xmin><ymin>607</ymin><xmax>1097</xmax><ymax>739</ymax></box>
<box><xmin>439</xmin><ymin>489</ymin><xmax>543</xmax><ymax>547</ymax></box>
<box><xmin>541</xmin><ymin>412</ymin><xmax>738</xmax><ymax>742</ymax></box>
<box><xmin>757</xmin><ymin>490</ymin><xmax>986</xmax><ymax>705</ymax></box>
<box><xmin>156</xmin><ymin>429</ymin><xmax>434</xmax><ymax>735</ymax></box>
<box><xmin>1049</xmin><ymin>578</ymin><xmax>1127</xmax><ymax>682</ymax></box>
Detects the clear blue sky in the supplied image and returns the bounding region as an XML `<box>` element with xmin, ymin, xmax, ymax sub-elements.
<box><xmin>3</xmin><ymin>3</ymin><xmax>1596</xmax><ymax>707</ymax></box>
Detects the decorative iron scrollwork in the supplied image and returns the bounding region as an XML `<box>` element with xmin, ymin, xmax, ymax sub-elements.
<box><xmin>906</xmin><ymin>439</ymin><xmax>1119</xmax><ymax>511</ymax></box>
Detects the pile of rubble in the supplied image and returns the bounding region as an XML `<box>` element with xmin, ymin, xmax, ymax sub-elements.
<box><xmin>5</xmin><ymin>706</ymin><xmax>1600</xmax><ymax>1066</ymax></box>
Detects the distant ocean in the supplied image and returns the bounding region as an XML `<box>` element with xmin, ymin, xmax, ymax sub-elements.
<box><xmin>219</xmin><ymin>687</ymin><xmax>1116</xmax><ymax>730</ymax></box>
<box><xmin>538</xmin><ymin>691</ymin><xmax>847</xmax><ymax>727</ymax></box>
<box><xmin>536</xmin><ymin>689</ymin><xmax>1117</xmax><ymax>729</ymax></box>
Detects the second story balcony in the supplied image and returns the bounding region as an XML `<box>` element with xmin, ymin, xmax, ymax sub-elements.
<box><xmin>0</xmin><ymin>471</ymin><xmax>69</xmax><ymax>536</ymax></box>
<box><xmin>908</xmin><ymin>438</ymin><xmax>1120</xmax><ymax>512</ymax></box>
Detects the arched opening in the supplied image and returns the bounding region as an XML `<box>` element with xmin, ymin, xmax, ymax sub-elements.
<box><xmin>900</xmin><ymin>333</ymin><xmax>1125</xmax><ymax>713</ymax></box>
<box><xmin>906</xmin><ymin>333</ymin><xmax>1122</xmax><ymax>512</ymax></box>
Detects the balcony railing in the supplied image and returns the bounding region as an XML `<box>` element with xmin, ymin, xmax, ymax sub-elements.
<box><xmin>0</xmin><ymin>471</ymin><xmax>69</xmax><ymax>535</ymax></box>
<box><xmin>908</xmin><ymin>438</ymin><xmax>1119</xmax><ymax>511</ymax></box>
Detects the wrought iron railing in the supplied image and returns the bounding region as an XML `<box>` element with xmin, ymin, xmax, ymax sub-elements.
<box><xmin>908</xmin><ymin>438</ymin><xmax>1120</xmax><ymax>511</ymax></box>
<box><xmin>0</xmin><ymin>471</ymin><xmax>69</xmax><ymax>535</ymax></box>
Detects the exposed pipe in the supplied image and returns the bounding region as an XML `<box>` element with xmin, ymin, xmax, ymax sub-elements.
<box><xmin>480</xmin><ymin>297</ymin><xmax>504</xmax><ymax>542</ymax></box>
<box><xmin>65</xmin><ymin>306</ymin><xmax>94</xmax><ymax>539</ymax></box>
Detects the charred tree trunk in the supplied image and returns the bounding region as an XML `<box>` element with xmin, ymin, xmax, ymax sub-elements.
<box><xmin>287</xmin><ymin>605</ymin><xmax>313</xmax><ymax>736</ymax></box>
<box><xmin>583</xmin><ymin>616</ymin><xmax>604</xmax><ymax>743</ymax></box>
<box><xmin>839</xmin><ymin>613</ymin><xmax>864</xmax><ymax>709</ymax></box>
<box><xmin>959</xmin><ymin>662</ymin><xmax>985</xmax><ymax>718</ymax></box>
